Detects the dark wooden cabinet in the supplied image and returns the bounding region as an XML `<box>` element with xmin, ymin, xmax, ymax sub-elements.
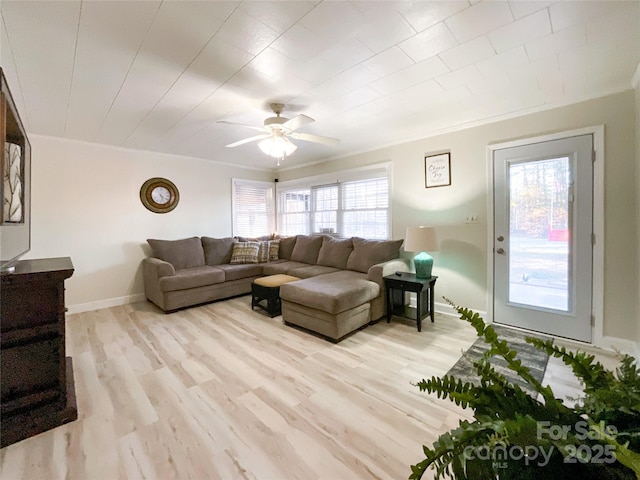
<box><xmin>1</xmin><ymin>257</ymin><xmax>77</xmax><ymax>447</ymax></box>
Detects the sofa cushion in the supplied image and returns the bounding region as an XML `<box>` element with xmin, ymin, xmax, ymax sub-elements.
<box><xmin>280</xmin><ymin>270</ymin><xmax>379</xmax><ymax>314</ymax></box>
<box><xmin>147</xmin><ymin>237</ymin><xmax>205</xmax><ymax>270</ymax></box>
<box><xmin>158</xmin><ymin>266</ymin><xmax>224</xmax><ymax>292</ymax></box>
<box><xmin>290</xmin><ymin>235</ymin><xmax>323</xmax><ymax>264</ymax></box>
<box><xmin>288</xmin><ymin>264</ymin><xmax>341</xmax><ymax>279</ymax></box>
<box><xmin>214</xmin><ymin>263</ymin><xmax>263</xmax><ymax>281</ymax></box>
<box><xmin>262</xmin><ymin>260</ymin><xmax>309</xmax><ymax>276</ymax></box>
<box><xmin>347</xmin><ymin>238</ymin><xmax>404</xmax><ymax>273</ymax></box>
<box><xmin>278</xmin><ymin>236</ymin><xmax>297</xmax><ymax>260</ymax></box>
<box><xmin>202</xmin><ymin>236</ymin><xmax>235</xmax><ymax>265</ymax></box>
<box><xmin>317</xmin><ymin>237</ymin><xmax>353</xmax><ymax>269</ymax></box>
<box><xmin>230</xmin><ymin>241</ymin><xmax>260</xmax><ymax>264</ymax></box>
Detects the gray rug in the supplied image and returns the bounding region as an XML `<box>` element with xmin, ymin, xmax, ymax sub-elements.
<box><xmin>446</xmin><ymin>324</ymin><xmax>552</xmax><ymax>396</ymax></box>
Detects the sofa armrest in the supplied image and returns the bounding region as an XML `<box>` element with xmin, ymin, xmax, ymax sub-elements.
<box><xmin>144</xmin><ymin>257</ymin><xmax>176</xmax><ymax>278</ymax></box>
<box><xmin>367</xmin><ymin>258</ymin><xmax>412</xmax><ymax>287</ymax></box>
<box><xmin>143</xmin><ymin>257</ymin><xmax>175</xmax><ymax>310</ymax></box>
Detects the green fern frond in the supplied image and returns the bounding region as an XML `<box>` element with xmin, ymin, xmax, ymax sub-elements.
<box><xmin>410</xmin><ymin>419</ymin><xmax>506</xmax><ymax>480</ymax></box>
<box><xmin>446</xmin><ymin>297</ymin><xmax>562</xmax><ymax>407</ymax></box>
<box><xmin>527</xmin><ymin>338</ymin><xmax>614</xmax><ymax>393</ymax></box>
<box><xmin>414</xmin><ymin>299</ymin><xmax>640</xmax><ymax>479</ymax></box>
<box><xmin>413</xmin><ymin>376</ymin><xmax>479</xmax><ymax>409</ymax></box>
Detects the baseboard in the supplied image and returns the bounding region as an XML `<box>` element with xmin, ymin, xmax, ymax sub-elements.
<box><xmin>434</xmin><ymin>301</ymin><xmax>488</xmax><ymax>320</ymax></box>
<box><xmin>594</xmin><ymin>336</ymin><xmax>639</xmax><ymax>356</ymax></box>
<box><xmin>67</xmin><ymin>293</ymin><xmax>146</xmax><ymax>314</ymax></box>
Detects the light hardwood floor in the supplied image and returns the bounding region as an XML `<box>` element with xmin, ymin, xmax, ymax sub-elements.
<box><xmin>0</xmin><ymin>296</ymin><xmax>619</xmax><ymax>480</ymax></box>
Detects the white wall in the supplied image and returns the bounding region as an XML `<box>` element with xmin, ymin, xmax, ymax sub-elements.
<box><xmin>280</xmin><ymin>90</ymin><xmax>638</xmax><ymax>348</ymax></box>
<box><xmin>25</xmin><ymin>135</ymin><xmax>272</xmax><ymax>312</ymax></box>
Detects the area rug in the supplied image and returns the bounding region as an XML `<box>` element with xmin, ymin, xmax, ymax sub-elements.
<box><xmin>446</xmin><ymin>324</ymin><xmax>553</xmax><ymax>397</ymax></box>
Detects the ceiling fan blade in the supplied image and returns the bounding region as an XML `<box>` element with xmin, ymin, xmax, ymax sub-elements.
<box><xmin>282</xmin><ymin>114</ymin><xmax>314</xmax><ymax>132</ymax></box>
<box><xmin>225</xmin><ymin>134</ymin><xmax>270</xmax><ymax>148</ymax></box>
<box><xmin>217</xmin><ymin>120</ymin><xmax>267</xmax><ymax>133</ymax></box>
<box><xmin>290</xmin><ymin>132</ymin><xmax>340</xmax><ymax>146</ymax></box>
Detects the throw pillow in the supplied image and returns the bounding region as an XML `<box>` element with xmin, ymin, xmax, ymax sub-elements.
<box><xmin>257</xmin><ymin>241</ymin><xmax>270</xmax><ymax>263</ymax></box>
<box><xmin>230</xmin><ymin>241</ymin><xmax>260</xmax><ymax>264</ymax></box>
<box><xmin>201</xmin><ymin>236</ymin><xmax>235</xmax><ymax>265</ymax></box>
<box><xmin>269</xmin><ymin>239</ymin><xmax>280</xmax><ymax>261</ymax></box>
<box><xmin>317</xmin><ymin>236</ymin><xmax>353</xmax><ymax>269</ymax></box>
<box><xmin>346</xmin><ymin>237</ymin><xmax>404</xmax><ymax>273</ymax></box>
<box><xmin>147</xmin><ymin>236</ymin><xmax>205</xmax><ymax>270</ymax></box>
<box><xmin>290</xmin><ymin>235</ymin><xmax>324</xmax><ymax>264</ymax></box>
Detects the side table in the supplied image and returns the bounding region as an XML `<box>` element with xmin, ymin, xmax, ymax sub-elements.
<box><xmin>384</xmin><ymin>272</ymin><xmax>437</xmax><ymax>332</ymax></box>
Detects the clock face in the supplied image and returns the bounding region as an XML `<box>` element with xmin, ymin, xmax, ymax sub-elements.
<box><xmin>151</xmin><ymin>186</ymin><xmax>171</xmax><ymax>204</ymax></box>
<box><xmin>140</xmin><ymin>178</ymin><xmax>179</xmax><ymax>213</ymax></box>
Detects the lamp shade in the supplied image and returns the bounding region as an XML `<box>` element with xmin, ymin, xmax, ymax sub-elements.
<box><xmin>404</xmin><ymin>226</ymin><xmax>438</xmax><ymax>253</ymax></box>
<box><xmin>258</xmin><ymin>134</ymin><xmax>297</xmax><ymax>158</ymax></box>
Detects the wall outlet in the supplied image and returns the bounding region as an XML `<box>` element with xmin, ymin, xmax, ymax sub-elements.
<box><xmin>465</xmin><ymin>215</ymin><xmax>479</xmax><ymax>224</ymax></box>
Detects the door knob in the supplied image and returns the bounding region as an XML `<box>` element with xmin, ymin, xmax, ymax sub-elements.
<box><xmin>496</xmin><ymin>248</ymin><xmax>505</xmax><ymax>254</ymax></box>
<box><xmin>497</xmin><ymin>235</ymin><xmax>504</xmax><ymax>241</ymax></box>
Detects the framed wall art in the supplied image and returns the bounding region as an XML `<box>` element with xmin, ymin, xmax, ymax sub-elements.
<box><xmin>424</xmin><ymin>152</ymin><xmax>451</xmax><ymax>188</ymax></box>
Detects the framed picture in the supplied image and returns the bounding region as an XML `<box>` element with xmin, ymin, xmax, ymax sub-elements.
<box><xmin>425</xmin><ymin>152</ymin><xmax>451</xmax><ymax>188</ymax></box>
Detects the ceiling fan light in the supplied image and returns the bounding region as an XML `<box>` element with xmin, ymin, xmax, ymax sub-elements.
<box><xmin>258</xmin><ymin>135</ymin><xmax>297</xmax><ymax>158</ymax></box>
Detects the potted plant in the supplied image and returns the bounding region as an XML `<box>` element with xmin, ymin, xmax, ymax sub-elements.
<box><xmin>409</xmin><ymin>301</ymin><xmax>640</xmax><ymax>480</ymax></box>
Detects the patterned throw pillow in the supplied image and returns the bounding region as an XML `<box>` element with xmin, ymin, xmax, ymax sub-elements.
<box><xmin>257</xmin><ymin>241</ymin><xmax>270</xmax><ymax>263</ymax></box>
<box><xmin>230</xmin><ymin>241</ymin><xmax>259</xmax><ymax>264</ymax></box>
<box><xmin>256</xmin><ymin>240</ymin><xmax>281</xmax><ymax>263</ymax></box>
<box><xmin>268</xmin><ymin>240</ymin><xmax>280</xmax><ymax>261</ymax></box>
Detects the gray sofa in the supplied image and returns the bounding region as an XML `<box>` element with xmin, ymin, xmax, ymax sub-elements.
<box><xmin>143</xmin><ymin>234</ymin><xmax>409</xmax><ymax>341</ymax></box>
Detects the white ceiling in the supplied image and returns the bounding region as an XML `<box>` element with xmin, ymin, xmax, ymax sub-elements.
<box><xmin>1</xmin><ymin>1</ymin><xmax>638</xmax><ymax>171</ymax></box>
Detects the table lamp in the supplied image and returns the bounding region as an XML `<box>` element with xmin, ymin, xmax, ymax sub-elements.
<box><xmin>404</xmin><ymin>226</ymin><xmax>438</xmax><ymax>279</ymax></box>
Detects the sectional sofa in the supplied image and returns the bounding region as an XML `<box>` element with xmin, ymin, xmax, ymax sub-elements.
<box><xmin>143</xmin><ymin>234</ymin><xmax>408</xmax><ymax>341</ymax></box>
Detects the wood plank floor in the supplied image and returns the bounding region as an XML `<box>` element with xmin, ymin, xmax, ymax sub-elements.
<box><xmin>0</xmin><ymin>296</ymin><xmax>618</xmax><ymax>480</ymax></box>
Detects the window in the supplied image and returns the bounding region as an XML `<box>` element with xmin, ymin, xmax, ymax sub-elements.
<box><xmin>277</xmin><ymin>164</ymin><xmax>390</xmax><ymax>239</ymax></box>
<box><xmin>232</xmin><ymin>179</ymin><xmax>275</xmax><ymax>237</ymax></box>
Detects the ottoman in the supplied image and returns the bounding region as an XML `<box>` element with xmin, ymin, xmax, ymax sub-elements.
<box><xmin>251</xmin><ymin>274</ymin><xmax>300</xmax><ymax>317</ymax></box>
<box><xmin>280</xmin><ymin>270</ymin><xmax>380</xmax><ymax>342</ymax></box>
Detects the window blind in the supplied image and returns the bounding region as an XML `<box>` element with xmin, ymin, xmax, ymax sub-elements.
<box><xmin>232</xmin><ymin>179</ymin><xmax>275</xmax><ymax>237</ymax></box>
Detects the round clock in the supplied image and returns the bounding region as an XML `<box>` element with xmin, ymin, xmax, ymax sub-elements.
<box><xmin>140</xmin><ymin>177</ymin><xmax>179</xmax><ymax>213</ymax></box>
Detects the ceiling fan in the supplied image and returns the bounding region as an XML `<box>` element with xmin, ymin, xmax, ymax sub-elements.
<box><xmin>217</xmin><ymin>103</ymin><xmax>339</xmax><ymax>161</ymax></box>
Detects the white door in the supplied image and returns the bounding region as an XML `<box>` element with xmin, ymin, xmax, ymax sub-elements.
<box><xmin>493</xmin><ymin>135</ymin><xmax>593</xmax><ymax>342</ymax></box>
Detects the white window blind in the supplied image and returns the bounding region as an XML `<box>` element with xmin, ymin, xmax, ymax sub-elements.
<box><xmin>312</xmin><ymin>184</ymin><xmax>339</xmax><ymax>234</ymax></box>
<box><xmin>279</xmin><ymin>188</ymin><xmax>310</xmax><ymax>235</ymax></box>
<box><xmin>342</xmin><ymin>177</ymin><xmax>389</xmax><ymax>239</ymax></box>
<box><xmin>232</xmin><ymin>179</ymin><xmax>275</xmax><ymax>237</ymax></box>
<box><xmin>276</xmin><ymin>165</ymin><xmax>390</xmax><ymax>239</ymax></box>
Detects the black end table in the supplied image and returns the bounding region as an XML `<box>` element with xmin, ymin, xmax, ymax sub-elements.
<box><xmin>384</xmin><ymin>272</ymin><xmax>437</xmax><ymax>332</ymax></box>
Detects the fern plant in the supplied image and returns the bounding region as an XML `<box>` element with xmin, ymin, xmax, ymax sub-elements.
<box><xmin>410</xmin><ymin>300</ymin><xmax>639</xmax><ymax>480</ymax></box>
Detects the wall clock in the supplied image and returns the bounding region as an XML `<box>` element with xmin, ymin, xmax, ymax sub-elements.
<box><xmin>140</xmin><ymin>177</ymin><xmax>179</xmax><ymax>213</ymax></box>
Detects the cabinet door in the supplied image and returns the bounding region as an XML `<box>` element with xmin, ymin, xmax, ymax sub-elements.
<box><xmin>1</xmin><ymin>336</ymin><xmax>62</xmax><ymax>405</ymax></box>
